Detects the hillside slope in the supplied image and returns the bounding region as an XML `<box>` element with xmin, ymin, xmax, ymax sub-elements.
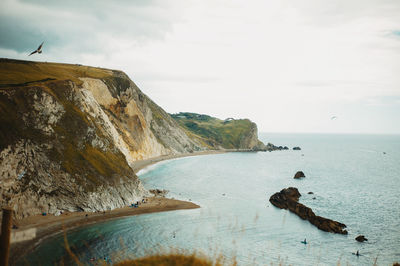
<box><xmin>0</xmin><ymin>59</ymin><xmax>204</xmax><ymax>218</ymax></box>
<box><xmin>171</xmin><ymin>112</ymin><xmax>266</xmax><ymax>150</ymax></box>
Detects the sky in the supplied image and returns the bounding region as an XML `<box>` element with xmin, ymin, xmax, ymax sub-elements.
<box><xmin>1</xmin><ymin>0</ymin><xmax>400</xmax><ymax>134</ymax></box>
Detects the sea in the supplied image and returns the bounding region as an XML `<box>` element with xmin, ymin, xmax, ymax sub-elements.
<box><xmin>20</xmin><ymin>133</ymin><xmax>400</xmax><ymax>265</ymax></box>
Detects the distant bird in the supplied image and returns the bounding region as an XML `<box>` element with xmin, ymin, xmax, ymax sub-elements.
<box><xmin>29</xmin><ymin>42</ymin><xmax>44</xmax><ymax>56</ymax></box>
<box><xmin>331</xmin><ymin>116</ymin><xmax>337</xmax><ymax>120</ymax></box>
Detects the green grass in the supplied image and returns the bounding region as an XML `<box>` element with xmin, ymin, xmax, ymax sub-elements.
<box><xmin>170</xmin><ymin>112</ymin><xmax>255</xmax><ymax>149</ymax></box>
<box><xmin>0</xmin><ymin>58</ymin><xmax>113</xmax><ymax>87</ymax></box>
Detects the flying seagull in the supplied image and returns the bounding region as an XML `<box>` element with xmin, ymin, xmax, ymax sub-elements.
<box><xmin>29</xmin><ymin>42</ymin><xmax>44</xmax><ymax>56</ymax></box>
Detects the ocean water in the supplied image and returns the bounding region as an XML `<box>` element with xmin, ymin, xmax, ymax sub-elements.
<box><xmin>21</xmin><ymin>133</ymin><xmax>400</xmax><ymax>265</ymax></box>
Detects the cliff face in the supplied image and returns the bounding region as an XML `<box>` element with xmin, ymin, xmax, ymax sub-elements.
<box><xmin>171</xmin><ymin>112</ymin><xmax>266</xmax><ymax>150</ymax></box>
<box><xmin>0</xmin><ymin>59</ymin><xmax>203</xmax><ymax>218</ymax></box>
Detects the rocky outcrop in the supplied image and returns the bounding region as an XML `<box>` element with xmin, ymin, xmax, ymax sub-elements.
<box><xmin>0</xmin><ymin>59</ymin><xmax>205</xmax><ymax>219</ymax></box>
<box><xmin>294</xmin><ymin>171</ymin><xmax>305</xmax><ymax>179</ymax></box>
<box><xmin>293</xmin><ymin>146</ymin><xmax>301</xmax><ymax>150</ymax></box>
<box><xmin>259</xmin><ymin>143</ymin><xmax>290</xmax><ymax>152</ymax></box>
<box><xmin>269</xmin><ymin>187</ymin><xmax>347</xmax><ymax>234</ymax></box>
<box><xmin>355</xmin><ymin>235</ymin><xmax>368</xmax><ymax>242</ymax></box>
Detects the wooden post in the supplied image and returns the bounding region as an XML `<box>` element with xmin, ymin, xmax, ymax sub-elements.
<box><xmin>0</xmin><ymin>207</ymin><xmax>12</xmax><ymax>266</ymax></box>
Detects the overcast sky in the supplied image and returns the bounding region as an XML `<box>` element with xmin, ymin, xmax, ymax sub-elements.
<box><xmin>1</xmin><ymin>0</ymin><xmax>400</xmax><ymax>134</ymax></box>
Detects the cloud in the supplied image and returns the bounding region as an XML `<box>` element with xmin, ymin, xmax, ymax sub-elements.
<box><xmin>0</xmin><ymin>0</ymin><xmax>183</xmax><ymax>54</ymax></box>
<box><xmin>1</xmin><ymin>0</ymin><xmax>400</xmax><ymax>133</ymax></box>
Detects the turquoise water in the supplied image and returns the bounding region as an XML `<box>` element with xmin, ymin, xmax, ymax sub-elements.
<box><xmin>21</xmin><ymin>134</ymin><xmax>400</xmax><ymax>265</ymax></box>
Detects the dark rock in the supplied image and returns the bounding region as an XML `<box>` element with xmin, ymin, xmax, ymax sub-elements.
<box><xmin>312</xmin><ymin>197</ymin><xmax>316</xmax><ymax>200</ymax></box>
<box><xmin>355</xmin><ymin>235</ymin><xmax>368</xmax><ymax>242</ymax></box>
<box><xmin>294</xmin><ymin>171</ymin><xmax>305</xmax><ymax>179</ymax></box>
<box><xmin>293</xmin><ymin>146</ymin><xmax>301</xmax><ymax>150</ymax></box>
<box><xmin>269</xmin><ymin>187</ymin><xmax>301</xmax><ymax>209</ymax></box>
<box><xmin>308</xmin><ymin>192</ymin><xmax>314</xmax><ymax>194</ymax></box>
<box><xmin>261</xmin><ymin>143</ymin><xmax>292</xmax><ymax>152</ymax></box>
<box><xmin>149</xmin><ymin>189</ymin><xmax>169</xmax><ymax>197</ymax></box>
<box><xmin>269</xmin><ymin>187</ymin><xmax>347</xmax><ymax>234</ymax></box>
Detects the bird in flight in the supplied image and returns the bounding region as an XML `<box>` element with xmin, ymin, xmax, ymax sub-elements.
<box><xmin>331</xmin><ymin>116</ymin><xmax>337</xmax><ymax>120</ymax></box>
<box><xmin>29</xmin><ymin>42</ymin><xmax>44</xmax><ymax>56</ymax></box>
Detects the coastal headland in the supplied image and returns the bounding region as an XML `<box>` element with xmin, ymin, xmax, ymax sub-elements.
<box><xmin>0</xmin><ymin>58</ymin><xmax>275</xmax><ymax>220</ymax></box>
<box><xmin>0</xmin><ymin>58</ymin><xmax>286</xmax><ymax>263</ymax></box>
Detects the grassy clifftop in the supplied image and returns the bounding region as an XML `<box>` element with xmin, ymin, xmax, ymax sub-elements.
<box><xmin>171</xmin><ymin>112</ymin><xmax>265</xmax><ymax>150</ymax></box>
<box><xmin>0</xmin><ymin>58</ymin><xmax>112</xmax><ymax>88</ymax></box>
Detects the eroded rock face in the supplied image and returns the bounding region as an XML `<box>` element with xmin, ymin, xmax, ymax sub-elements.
<box><xmin>269</xmin><ymin>187</ymin><xmax>348</xmax><ymax>234</ymax></box>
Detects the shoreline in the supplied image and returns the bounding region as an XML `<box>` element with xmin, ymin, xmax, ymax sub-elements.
<box><xmin>131</xmin><ymin>149</ymin><xmax>229</xmax><ymax>173</ymax></box>
<box><xmin>10</xmin><ymin>148</ymin><xmax>258</xmax><ymax>262</ymax></box>
<box><xmin>9</xmin><ymin>149</ymin><xmax>231</xmax><ymax>263</ymax></box>
<box><xmin>10</xmin><ymin>197</ymin><xmax>199</xmax><ymax>263</ymax></box>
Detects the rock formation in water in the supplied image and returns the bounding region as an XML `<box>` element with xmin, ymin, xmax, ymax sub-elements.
<box><xmin>294</xmin><ymin>171</ymin><xmax>305</xmax><ymax>179</ymax></box>
<box><xmin>293</xmin><ymin>146</ymin><xmax>301</xmax><ymax>150</ymax></box>
<box><xmin>355</xmin><ymin>235</ymin><xmax>368</xmax><ymax>242</ymax></box>
<box><xmin>0</xmin><ymin>59</ymin><xmax>270</xmax><ymax>219</ymax></box>
<box><xmin>269</xmin><ymin>187</ymin><xmax>348</xmax><ymax>234</ymax></box>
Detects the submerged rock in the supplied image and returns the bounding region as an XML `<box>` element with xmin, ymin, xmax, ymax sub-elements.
<box><xmin>308</xmin><ymin>192</ymin><xmax>314</xmax><ymax>194</ymax></box>
<box><xmin>355</xmin><ymin>235</ymin><xmax>368</xmax><ymax>242</ymax></box>
<box><xmin>269</xmin><ymin>187</ymin><xmax>347</xmax><ymax>234</ymax></box>
<box><xmin>294</xmin><ymin>171</ymin><xmax>306</xmax><ymax>179</ymax></box>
